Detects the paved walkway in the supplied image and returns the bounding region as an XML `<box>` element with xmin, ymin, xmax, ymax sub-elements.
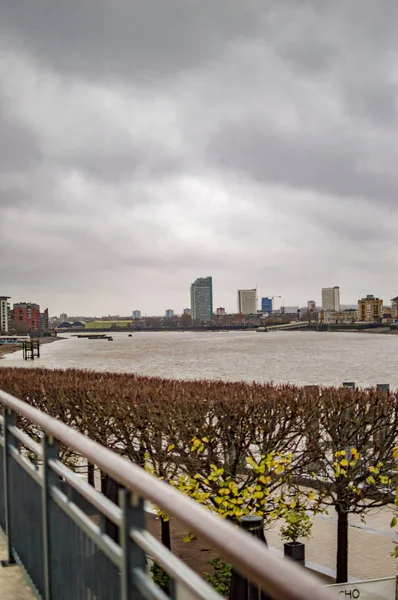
<box><xmin>264</xmin><ymin>506</ymin><xmax>398</xmax><ymax>581</ymax></box>
<box><xmin>1</xmin><ymin>503</ymin><xmax>397</xmax><ymax>597</ymax></box>
<box><xmin>0</xmin><ymin>535</ymin><xmax>35</xmax><ymax>600</ymax></box>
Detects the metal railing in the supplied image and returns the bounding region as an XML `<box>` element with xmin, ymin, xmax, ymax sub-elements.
<box><xmin>0</xmin><ymin>389</ymin><xmax>334</xmax><ymax>600</ymax></box>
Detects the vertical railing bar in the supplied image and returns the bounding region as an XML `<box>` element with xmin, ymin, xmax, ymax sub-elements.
<box><xmin>120</xmin><ymin>488</ymin><xmax>147</xmax><ymax>600</ymax></box>
<box><xmin>1</xmin><ymin>407</ymin><xmax>16</xmax><ymax>567</ymax></box>
<box><xmin>42</xmin><ymin>434</ymin><xmax>59</xmax><ymax>600</ymax></box>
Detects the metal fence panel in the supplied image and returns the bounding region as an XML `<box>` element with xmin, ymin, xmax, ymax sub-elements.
<box><xmin>9</xmin><ymin>455</ymin><xmax>45</xmax><ymax>596</ymax></box>
<box><xmin>49</xmin><ymin>498</ymin><xmax>121</xmax><ymax>600</ymax></box>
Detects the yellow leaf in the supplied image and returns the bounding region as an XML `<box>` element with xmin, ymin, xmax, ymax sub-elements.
<box><xmin>351</xmin><ymin>448</ymin><xmax>358</xmax><ymax>456</ymax></box>
<box><xmin>340</xmin><ymin>459</ymin><xmax>349</xmax><ymax>467</ymax></box>
<box><xmin>167</xmin><ymin>444</ymin><xmax>175</xmax><ymax>452</ymax></box>
<box><xmin>259</xmin><ymin>476</ymin><xmax>271</xmax><ymax>485</ymax></box>
<box><xmin>202</xmin><ymin>437</ymin><xmax>209</xmax><ymax>443</ymax></box>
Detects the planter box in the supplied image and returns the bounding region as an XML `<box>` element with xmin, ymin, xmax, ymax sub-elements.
<box><xmin>284</xmin><ymin>542</ymin><xmax>305</xmax><ymax>566</ymax></box>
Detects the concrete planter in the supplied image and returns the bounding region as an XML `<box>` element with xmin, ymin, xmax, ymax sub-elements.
<box><xmin>284</xmin><ymin>542</ymin><xmax>305</xmax><ymax>566</ymax></box>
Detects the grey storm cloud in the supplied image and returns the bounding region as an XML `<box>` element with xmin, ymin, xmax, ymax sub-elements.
<box><xmin>1</xmin><ymin>1</ymin><xmax>398</xmax><ymax>315</ymax></box>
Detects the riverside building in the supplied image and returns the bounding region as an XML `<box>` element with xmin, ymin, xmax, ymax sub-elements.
<box><xmin>190</xmin><ymin>277</ymin><xmax>213</xmax><ymax>322</ymax></box>
<box><xmin>0</xmin><ymin>296</ymin><xmax>10</xmax><ymax>333</ymax></box>
<box><xmin>358</xmin><ymin>295</ymin><xmax>383</xmax><ymax>323</ymax></box>
<box><xmin>238</xmin><ymin>289</ymin><xmax>257</xmax><ymax>315</ymax></box>
<box><xmin>322</xmin><ymin>287</ymin><xmax>340</xmax><ymax>312</ymax></box>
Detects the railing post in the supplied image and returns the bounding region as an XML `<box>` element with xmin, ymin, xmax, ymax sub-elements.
<box><xmin>1</xmin><ymin>408</ymin><xmax>16</xmax><ymax>567</ymax></box>
<box><xmin>42</xmin><ymin>434</ymin><xmax>59</xmax><ymax>600</ymax></box>
<box><xmin>119</xmin><ymin>488</ymin><xmax>147</xmax><ymax>600</ymax></box>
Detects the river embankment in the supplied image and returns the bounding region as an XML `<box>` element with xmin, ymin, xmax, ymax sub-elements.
<box><xmin>0</xmin><ymin>336</ymin><xmax>64</xmax><ymax>360</ymax></box>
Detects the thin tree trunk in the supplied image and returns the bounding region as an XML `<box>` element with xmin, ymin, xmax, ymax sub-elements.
<box><xmin>161</xmin><ymin>517</ymin><xmax>171</xmax><ymax>550</ymax></box>
<box><xmin>336</xmin><ymin>506</ymin><xmax>348</xmax><ymax>583</ymax></box>
<box><xmin>88</xmin><ymin>462</ymin><xmax>95</xmax><ymax>487</ymax></box>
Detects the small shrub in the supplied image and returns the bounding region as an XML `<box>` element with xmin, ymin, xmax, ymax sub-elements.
<box><xmin>150</xmin><ymin>563</ymin><xmax>171</xmax><ymax>594</ymax></box>
<box><xmin>204</xmin><ymin>557</ymin><xmax>232</xmax><ymax>596</ymax></box>
<box><xmin>280</xmin><ymin>505</ymin><xmax>312</xmax><ymax>544</ymax></box>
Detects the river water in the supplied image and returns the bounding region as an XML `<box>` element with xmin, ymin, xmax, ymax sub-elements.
<box><xmin>1</xmin><ymin>330</ymin><xmax>398</xmax><ymax>388</ymax></box>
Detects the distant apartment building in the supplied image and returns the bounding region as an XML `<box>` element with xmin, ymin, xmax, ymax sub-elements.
<box><xmin>0</xmin><ymin>296</ymin><xmax>11</xmax><ymax>333</ymax></box>
<box><xmin>183</xmin><ymin>308</ymin><xmax>191</xmax><ymax>315</ymax></box>
<box><xmin>41</xmin><ymin>309</ymin><xmax>49</xmax><ymax>331</ymax></box>
<box><xmin>319</xmin><ymin>309</ymin><xmax>359</xmax><ymax>325</ymax></box>
<box><xmin>237</xmin><ymin>289</ymin><xmax>257</xmax><ymax>315</ymax></box>
<box><xmin>12</xmin><ymin>303</ymin><xmax>41</xmax><ymax>331</ymax></box>
<box><xmin>392</xmin><ymin>297</ymin><xmax>398</xmax><ymax>320</ymax></box>
<box><xmin>216</xmin><ymin>307</ymin><xmax>226</xmax><ymax>316</ymax></box>
<box><xmin>358</xmin><ymin>295</ymin><xmax>383</xmax><ymax>323</ymax></box>
<box><xmin>307</xmin><ymin>300</ymin><xmax>316</xmax><ymax>312</ymax></box>
<box><xmin>190</xmin><ymin>277</ymin><xmax>213</xmax><ymax>322</ymax></box>
<box><xmin>261</xmin><ymin>297</ymin><xmax>273</xmax><ymax>314</ymax></box>
<box><xmin>322</xmin><ymin>287</ymin><xmax>340</xmax><ymax>312</ymax></box>
<box><xmin>341</xmin><ymin>308</ymin><xmax>359</xmax><ymax>324</ymax></box>
<box><xmin>284</xmin><ymin>306</ymin><xmax>299</xmax><ymax>315</ymax></box>
<box><xmin>320</xmin><ymin>310</ymin><xmax>338</xmax><ymax>325</ymax></box>
<box><xmin>132</xmin><ymin>310</ymin><xmax>141</xmax><ymax>319</ymax></box>
<box><xmin>60</xmin><ymin>313</ymin><xmax>68</xmax><ymax>323</ymax></box>
<box><xmin>382</xmin><ymin>306</ymin><xmax>393</xmax><ymax>323</ymax></box>
<box><xmin>165</xmin><ymin>309</ymin><xmax>174</xmax><ymax>318</ymax></box>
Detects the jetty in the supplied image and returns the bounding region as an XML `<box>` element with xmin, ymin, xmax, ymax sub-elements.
<box><xmin>22</xmin><ymin>339</ymin><xmax>40</xmax><ymax>360</ymax></box>
<box><xmin>73</xmin><ymin>334</ymin><xmax>113</xmax><ymax>341</ymax></box>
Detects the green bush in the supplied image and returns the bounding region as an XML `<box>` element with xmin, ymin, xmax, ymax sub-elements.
<box><xmin>204</xmin><ymin>557</ymin><xmax>232</xmax><ymax>596</ymax></box>
<box><xmin>150</xmin><ymin>563</ymin><xmax>171</xmax><ymax>594</ymax></box>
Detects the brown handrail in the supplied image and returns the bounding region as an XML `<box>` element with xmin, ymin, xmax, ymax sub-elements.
<box><xmin>0</xmin><ymin>389</ymin><xmax>335</xmax><ymax>600</ymax></box>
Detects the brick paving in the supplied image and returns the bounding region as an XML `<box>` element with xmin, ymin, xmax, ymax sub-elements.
<box><xmin>2</xmin><ymin>505</ymin><xmax>397</xmax><ymax>598</ymax></box>
<box><xmin>147</xmin><ymin>505</ymin><xmax>398</xmax><ymax>583</ymax></box>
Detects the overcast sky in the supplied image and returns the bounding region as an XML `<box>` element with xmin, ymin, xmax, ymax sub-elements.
<box><xmin>1</xmin><ymin>2</ymin><xmax>398</xmax><ymax>316</ymax></box>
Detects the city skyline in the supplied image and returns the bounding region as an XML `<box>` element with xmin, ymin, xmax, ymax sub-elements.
<box><xmin>3</xmin><ymin>281</ymin><xmax>397</xmax><ymax>321</ymax></box>
<box><xmin>1</xmin><ymin>3</ymin><xmax>397</xmax><ymax>316</ymax></box>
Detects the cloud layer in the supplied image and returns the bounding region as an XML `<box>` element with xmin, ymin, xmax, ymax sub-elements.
<box><xmin>1</xmin><ymin>1</ymin><xmax>398</xmax><ymax>315</ymax></box>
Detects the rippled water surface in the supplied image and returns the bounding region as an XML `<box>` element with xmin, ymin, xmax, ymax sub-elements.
<box><xmin>2</xmin><ymin>330</ymin><xmax>398</xmax><ymax>388</ymax></box>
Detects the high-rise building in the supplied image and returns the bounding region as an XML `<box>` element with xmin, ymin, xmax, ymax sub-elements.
<box><xmin>191</xmin><ymin>277</ymin><xmax>213</xmax><ymax>322</ymax></box>
<box><xmin>322</xmin><ymin>287</ymin><xmax>340</xmax><ymax>312</ymax></box>
<box><xmin>60</xmin><ymin>313</ymin><xmax>68</xmax><ymax>323</ymax></box>
<box><xmin>307</xmin><ymin>301</ymin><xmax>316</xmax><ymax>312</ymax></box>
<box><xmin>0</xmin><ymin>296</ymin><xmax>11</xmax><ymax>333</ymax></box>
<box><xmin>358</xmin><ymin>295</ymin><xmax>383</xmax><ymax>323</ymax></box>
<box><xmin>12</xmin><ymin>303</ymin><xmax>43</xmax><ymax>331</ymax></box>
<box><xmin>238</xmin><ymin>289</ymin><xmax>257</xmax><ymax>315</ymax></box>
<box><xmin>41</xmin><ymin>309</ymin><xmax>49</xmax><ymax>331</ymax></box>
<box><xmin>165</xmin><ymin>309</ymin><xmax>174</xmax><ymax>318</ymax></box>
<box><xmin>261</xmin><ymin>297</ymin><xmax>273</xmax><ymax>314</ymax></box>
<box><xmin>183</xmin><ymin>308</ymin><xmax>191</xmax><ymax>315</ymax></box>
<box><xmin>392</xmin><ymin>297</ymin><xmax>398</xmax><ymax>320</ymax></box>
<box><xmin>216</xmin><ymin>307</ymin><xmax>226</xmax><ymax>316</ymax></box>
<box><xmin>132</xmin><ymin>310</ymin><xmax>141</xmax><ymax>319</ymax></box>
